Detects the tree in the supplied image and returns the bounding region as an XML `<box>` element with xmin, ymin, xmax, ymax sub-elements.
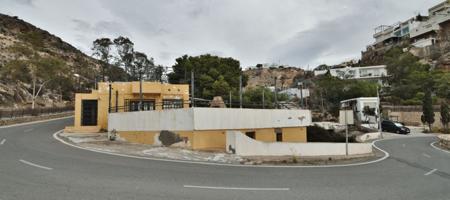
<box><xmin>1</xmin><ymin>60</ymin><xmax>31</xmax><ymax>83</ymax></box>
<box><xmin>242</xmin><ymin>86</ymin><xmax>288</xmax><ymax>108</ymax></box>
<box><xmin>113</xmin><ymin>36</ymin><xmax>134</xmax><ymax>80</ymax></box>
<box><xmin>441</xmin><ymin>100</ymin><xmax>449</xmax><ymax>133</ymax></box>
<box><xmin>27</xmin><ymin>57</ymin><xmax>66</xmax><ymax>109</ymax></box>
<box><xmin>314</xmin><ymin>74</ymin><xmax>377</xmax><ymax>116</ymax></box>
<box><xmin>153</xmin><ymin>65</ymin><xmax>166</xmax><ymax>83</ymax></box>
<box><xmin>422</xmin><ymin>89</ymin><xmax>435</xmax><ymax>131</ymax></box>
<box><xmin>133</xmin><ymin>51</ymin><xmax>155</xmax><ymax>81</ymax></box>
<box><xmin>168</xmin><ymin>54</ymin><xmax>247</xmax><ymax>100</ymax></box>
<box><xmin>92</xmin><ymin>38</ymin><xmax>113</xmax><ymax>81</ymax></box>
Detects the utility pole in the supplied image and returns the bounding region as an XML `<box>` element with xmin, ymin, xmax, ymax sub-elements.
<box><xmin>191</xmin><ymin>71</ymin><xmax>195</xmax><ymax>108</ymax></box>
<box><xmin>239</xmin><ymin>74</ymin><xmax>242</xmax><ymax>109</ymax></box>
<box><xmin>345</xmin><ymin>108</ymin><xmax>349</xmax><ymax>156</ymax></box>
<box><xmin>229</xmin><ymin>91</ymin><xmax>232</xmax><ymax>108</ymax></box>
<box><xmin>274</xmin><ymin>77</ymin><xmax>278</xmax><ymax>109</ymax></box>
<box><xmin>108</xmin><ymin>82</ymin><xmax>112</xmax><ymax>113</ymax></box>
<box><xmin>139</xmin><ymin>73</ymin><xmax>143</xmax><ymax>111</ymax></box>
<box><xmin>298</xmin><ymin>82</ymin><xmax>304</xmax><ymax>108</ymax></box>
<box><xmin>320</xmin><ymin>89</ymin><xmax>325</xmax><ymax>113</ymax></box>
<box><xmin>262</xmin><ymin>89</ymin><xmax>265</xmax><ymax>109</ymax></box>
<box><xmin>115</xmin><ymin>90</ymin><xmax>118</xmax><ymax>113</ymax></box>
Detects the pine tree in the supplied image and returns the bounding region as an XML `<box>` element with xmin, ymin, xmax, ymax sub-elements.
<box><xmin>422</xmin><ymin>89</ymin><xmax>435</xmax><ymax>132</ymax></box>
<box><xmin>441</xmin><ymin>101</ymin><xmax>449</xmax><ymax>133</ymax></box>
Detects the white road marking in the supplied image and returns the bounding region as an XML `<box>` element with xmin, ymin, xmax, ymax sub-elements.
<box><xmin>53</xmin><ymin>130</ymin><xmax>393</xmax><ymax>168</ymax></box>
<box><xmin>54</xmin><ymin>130</ymin><xmax>435</xmax><ymax>169</ymax></box>
<box><xmin>19</xmin><ymin>159</ymin><xmax>53</xmax><ymax>170</ymax></box>
<box><xmin>183</xmin><ymin>185</ymin><xmax>290</xmax><ymax>191</ymax></box>
<box><xmin>424</xmin><ymin>169</ymin><xmax>437</xmax><ymax>176</ymax></box>
<box><xmin>430</xmin><ymin>141</ymin><xmax>450</xmax><ymax>154</ymax></box>
<box><xmin>0</xmin><ymin>139</ymin><xmax>5</xmax><ymax>145</ymax></box>
<box><xmin>422</xmin><ymin>153</ymin><xmax>431</xmax><ymax>158</ymax></box>
<box><xmin>24</xmin><ymin>128</ymin><xmax>33</xmax><ymax>133</ymax></box>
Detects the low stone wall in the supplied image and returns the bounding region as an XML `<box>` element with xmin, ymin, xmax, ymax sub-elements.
<box><xmin>388</xmin><ymin>111</ymin><xmax>442</xmax><ymax>128</ymax></box>
<box><xmin>438</xmin><ymin>135</ymin><xmax>450</xmax><ymax>150</ymax></box>
<box><xmin>226</xmin><ymin>131</ymin><xmax>373</xmax><ymax>157</ymax></box>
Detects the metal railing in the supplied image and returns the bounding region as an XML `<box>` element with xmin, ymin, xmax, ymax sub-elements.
<box><xmin>108</xmin><ymin>99</ymin><xmax>297</xmax><ymax>113</ymax></box>
<box><xmin>0</xmin><ymin>106</ymin><xmax>74</xmax><ymax>119</ymax></box>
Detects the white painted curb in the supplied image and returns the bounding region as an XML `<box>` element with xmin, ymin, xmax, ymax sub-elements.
<box><xmin>430</xmin><ymin>141</ymin><xmax>450</xmax><ymax>154</ymax></box>
<box><xmin>53</xmin><ymin>130</ymin><xmax>393</xmax><ymax>168</ymax></box>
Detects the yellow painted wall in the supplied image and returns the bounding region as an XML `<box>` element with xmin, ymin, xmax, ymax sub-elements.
<box><xmin>282</xmin><ymin>127</ymin><xmax>307</xmax><ymax>142</ymax></box>
<box><xmin>118</xmin><ymin>131</ymin><xmax>158</xmax><ymax>144</ymax></box>
<box><xmin>254</xmin><ymin>129</ymin><xmax>276</xmax><ymax>142</ymax></box>
<box><xmin>192</xmin><ymin>131</ymin><xmax>226</xmax><ymax>150</ymax></box>
<box><xmin>69</xmin><ymin>82</ymin><xmax>189</xmax><ymax>133</ymax></box>
<box><xmin>116</xmin><ymin>127</ymin><xmax>307</xmax><ymax>151</ymax></box>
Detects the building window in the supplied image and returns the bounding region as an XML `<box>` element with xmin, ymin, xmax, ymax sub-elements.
<box><xmin>245</xmin><ymin>131</ymin><xmax>255</xmax><ymax>139</ymax></box>
<box><xmin>275</xmin><ymin>128</ymin><xmax>283</xmax><ymax>142</ymax></box>
<box><xmin>125</xmin><ymin>99</ymin><xmax>155</xmax><ymax>112</ymax></box>
<box><xmin>163</xmin><ymin>99</ymin><xmax>183</xmax><ymax>109</ymax></box>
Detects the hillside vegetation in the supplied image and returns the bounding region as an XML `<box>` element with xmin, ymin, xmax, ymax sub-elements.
<box><xmin>0</xmin><ymin>14</ymin><xmax>101</xmax><ymax>108</ymax></box>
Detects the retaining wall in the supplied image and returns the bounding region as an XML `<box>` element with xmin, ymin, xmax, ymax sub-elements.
<box><xmin>226</xmin><ymin>131</ymin><xmax>373</xmax><ymax>157</ymax></box>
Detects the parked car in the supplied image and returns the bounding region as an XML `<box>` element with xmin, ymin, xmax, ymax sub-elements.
<box><xmin>381</xmin><ymin>120</ymin><xmax>410</xmax><ymax>134</ymax></box>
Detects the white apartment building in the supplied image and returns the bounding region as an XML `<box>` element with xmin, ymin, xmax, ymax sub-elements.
<box><xmin>314</xmin><ymin>65</ymin><xmax>388</xmax><ymax>83</ymax></box>
<box><xmin>371</xmin><ymin>1</ymin><xmax>450</xmax><ymax>48</ymax></box>
<box><xmin>410</xmin><ymin>1</ymin><xmax>450</xmax><ymax>47</ymax></box>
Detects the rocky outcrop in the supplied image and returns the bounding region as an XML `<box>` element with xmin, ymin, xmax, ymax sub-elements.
<box><xmin>244</xmin><ymin>67</ymin><xmax>305</xmax><ymax>89</ymax></box>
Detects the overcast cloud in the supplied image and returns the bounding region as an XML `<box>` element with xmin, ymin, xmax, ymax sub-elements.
<box><xmin>0</xmin><ymin>0</ymin><xmax>443</xmax><ymax>68</ymax></box>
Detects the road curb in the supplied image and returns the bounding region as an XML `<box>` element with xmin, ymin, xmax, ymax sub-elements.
<box><xmin>53</xmin><ymin>130</ymin><xmax>396</xmax><ymax>168</ymax></box>
<box><xmin>430</xmin><ymin>141</ymin><xmax>450</xmax><ymax>154</ymax></box>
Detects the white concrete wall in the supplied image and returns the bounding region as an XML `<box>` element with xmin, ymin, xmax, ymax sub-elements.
<box><xmin>193</xmin><ymin>108</ymin><xmax>311</xmax><ymax>130</ymax></box>
<box><xmin>108</xmin><ymin>108</ymin><xmax>194</xmax><ymax>132</ymax></box>
<box><xmin>226</xmin><ymin>131</ymin><xmax>373</xmax><ymax>157</ymax></box>
<box><xmin>109</xmin><ymin>108</ymin><xmax>311</xmax><ymax>132</ymax></box>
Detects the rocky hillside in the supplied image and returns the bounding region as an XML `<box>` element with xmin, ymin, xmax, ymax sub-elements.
<box><xmin>0</xmin><ymin>14</ymin><xmax>102</xmax><ymax>108</ymax></box>
<box><xmin>244</xmin><ymin>67</ymin><xmax>306</xmax><ymax>89</ymax></box>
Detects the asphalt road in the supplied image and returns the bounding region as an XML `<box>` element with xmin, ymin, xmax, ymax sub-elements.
<box><xmin>0</xmin><ymin>117</ymin><xmax>449</xmax><ymax>200</ymax></box>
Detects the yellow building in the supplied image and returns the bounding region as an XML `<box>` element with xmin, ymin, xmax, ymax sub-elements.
<box><xmin>66</xmin><ymin>82</ymin><xmax>311</xmax><ymax>151</ymax></box>
<box><xmin>65</xmin><ymin>82</ymin><xmax>190</xmax><ymax>133</ymax></box>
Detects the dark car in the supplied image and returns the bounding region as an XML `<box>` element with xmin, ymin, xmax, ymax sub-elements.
<box><xmin>381</xmin><ymin>120</ymin><xmax>410</xmax><ymax>134</ymax></box>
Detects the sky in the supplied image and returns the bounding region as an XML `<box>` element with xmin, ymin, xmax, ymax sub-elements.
<box><xmin>0</xmin><ymin>0</ymin><xmax>443</xmax><ymax>68</ymax></box>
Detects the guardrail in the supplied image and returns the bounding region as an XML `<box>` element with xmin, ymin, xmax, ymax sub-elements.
<box><xmin>0</xmin><ymin>106</ymin><xmax>74</xmax><ymax>119</ymax></box>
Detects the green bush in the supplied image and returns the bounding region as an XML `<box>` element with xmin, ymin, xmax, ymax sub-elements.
<box><xmin>307</xmin><ymin>125</ymin><xmax>356</xmax><ymax>143</ymax></box>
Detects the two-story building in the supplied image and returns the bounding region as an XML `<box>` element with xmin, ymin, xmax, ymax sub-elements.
<box><xmin>65</xmin><ymin>82</ymin><xmax>190</xmax><ymax>133</ymax></box>
<box><xmin>66</xmin><ymin>82</ymin><xmax>311</xmax><ymax>151</ymax></box>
